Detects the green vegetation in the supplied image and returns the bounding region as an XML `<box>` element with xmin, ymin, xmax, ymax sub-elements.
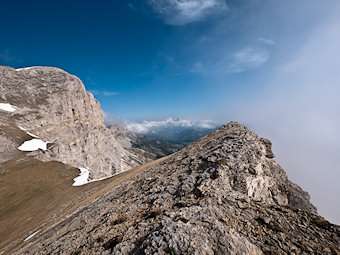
<box><xmin>132</xmin><ymin>128</ymin><xmax>215</xmax><ymax>159</ymax></box>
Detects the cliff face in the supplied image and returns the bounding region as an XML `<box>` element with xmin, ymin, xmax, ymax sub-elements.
<box><xmin>15</xmin><ymin>122</ymin><xmax>340</xmax><ymax>254</ymax></box>
<box><xmin>0</xmin><ymin>66</ymin><xmax>139</xmax><ymax>179</ymax></box>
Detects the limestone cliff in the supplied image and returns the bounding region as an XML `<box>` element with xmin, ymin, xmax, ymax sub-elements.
<box><xmin>0</xmin><ymin>66</ymin><xmax>141</xmax><ymax>179</ymax></box>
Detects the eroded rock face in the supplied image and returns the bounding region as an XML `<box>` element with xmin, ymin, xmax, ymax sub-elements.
<box><xmin>109</xmin><ymin>125</ymin><xmax>137</xmax><ymax>150</ymax></box>
<box><xmin>15</xmin><ymin>122</ymin><xmax>340</xmax><ymax>254</ymax></box>
<box><xmin>0</xmin><ymin>66</ymin><xmax>140</xmax><ymax>178</ymax></box>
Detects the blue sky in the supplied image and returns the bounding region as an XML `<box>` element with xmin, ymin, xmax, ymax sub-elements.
<box><xmin>1</xmin><ymin>0</ymin><xmax>340</xmax><ymax>223</ymax></box>
<box><xmin>1</xmin><ymin>0</ymin><xmax>333</xmax><ymax>121</ymax></box>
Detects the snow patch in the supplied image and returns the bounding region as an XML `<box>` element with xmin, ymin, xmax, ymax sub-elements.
<box><xmin>18</xmin><ymin>139</ymin><xmax>48</xmax><ymax>151</ymax></box>
<box><xmin>72</xmin><ymin>168</ymin><xmax>119</xmax><ymax>187</ymax></box>
<box><xmin>18</xmin><ymin>126</ymin><xmax>49</xmax><ymax>151</ymax></box>
<box><xmin>24</xmin><ymin>230</ymin><xmax>40</xmax><ymax>241</ymax></box>
<box><xmin>0</xmin><ymin>103</ymin><xmax>17</xmax><ymax>112</ymax></box>
<box><xmin>72</xmin><ymin>167</ymin><xmax>90</xmax><ymax>186</ymax></box>
<box><xmin>18</xmin><ymin>126</ymin><xmax>40</xmax><ymax>138</ymax></box>
<box><xmin>16</xmin><ymin>67</ymin><xmax>35</xmax><ymax>71</ymax></box>
<box><xmin>88</xmin><ymin>174</ymin><xmax>116</xmax><ymax>184</ymax></box>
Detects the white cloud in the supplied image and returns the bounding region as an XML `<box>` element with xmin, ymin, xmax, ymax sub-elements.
<box><xmin>257</xmin><ymin>38</ymin><xmax>275</xmax><ymax>45</ymax></box>
<box><xmin>228</xmin><ymin>48</ymin><xmax>269</xmax><ymax>73</ymax></box>
<box><xmin>147</xmin><ymin>0</ymin><xmax>227</xmax><ymax>25</ymax></box>
<box><xmin>187</xmin><ymin>48</ymin><xmax>269</xmax><ymax>75</ymax></box>
<box><xmin>90</xmin><ymin>89</ymin><xmax>117</xmax><ymax>97</ymax></box>
<box><xmin>233</xmin><ymin>48</ymin><xmax>269</xmax><ymax>67</ymax></box>
<box><xmin>126</xmin><ymin>117</ymin><xmax>217</xmax><ymax>133</ymax></box>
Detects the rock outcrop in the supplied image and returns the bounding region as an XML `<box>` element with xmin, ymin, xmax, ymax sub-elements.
<box><xmin>0</xmin><ymin>66</ymin><xmax>141</xmax><ymax>179</ymax></box>
<box><xmin>15</xmin><ymin>122</ymin><xmax>340</xmax><ymax>254</ymax></box>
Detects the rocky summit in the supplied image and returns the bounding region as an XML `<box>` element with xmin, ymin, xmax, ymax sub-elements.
<box><xmin>0</xmin><ymin>66</ymin><xmax>145</xmax><ymax>179</ymax></box>
<box><xmin>15</xmin><ymin>122</ymin><xmax>340</xmax><ymax>254</ymax></box>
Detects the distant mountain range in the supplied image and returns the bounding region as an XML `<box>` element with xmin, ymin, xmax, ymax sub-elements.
<box><xmin>108</xmin><ymin>117</ymin><xmax>219</xmax><ymax>158</ymax></box>
<box><xmin>136</xmin><ymin>127</ymin><xmax>216</xmax><ymax>158</ymax></box>
<box><xmin>145</xmin><ymin>126</ymin><xmax>216</xmax><ymax>144</ymax></box>
<box><xmin>109</xmin><ymin>125</ymin><xmax>216</xmax><ymax>160</ymax></box>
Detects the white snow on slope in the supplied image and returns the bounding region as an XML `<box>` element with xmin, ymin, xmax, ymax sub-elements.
<box><xmin>18</xmin><ymin>139</ymin><xmax>48</xmax><ymax>151</ymax></box>
<box><xmin>16</xmin><ymin>67</ymin><xmax>35</xmax><ymax>71</ymax></box>
<box><xmin>24</xmin><ymin>230</ymin><xmax>40</xmax><ymax>242</ymax></box>
<box><xmin>88</xmin><ymin>174</ymin><xmax>116</xmax><ymax>183</ymax></box>
<box><xmin>72</xmin><ymin>167</ymin><xmax>118</xmax><ymax>187</ymax></box>
<box><xmin>18</xmin><ymin>126</ymin><xmax>49</xmax><ymax>151</ymax></box>
<box><xmin>18</xmin><ymin>126</ymin><xmax>40</xmax><ymax>138</ymax></box>
<box><xmin>0</xmin><ymin>103</ymin><xmax>17</xmax><ymax>112</ymax></box>
<box><xmin>73</xmin><ymin>167</ymin><xmax>90</xmax><ymax>186</ymax></box>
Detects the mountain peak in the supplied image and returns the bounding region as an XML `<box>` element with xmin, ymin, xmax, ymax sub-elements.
<box><xmin>0</xmin><ymin>66</ymin><xmax>145</xmax><ymax>179</ymax></box>
<box><xmin>175</xmin><ymin>120</ymin><xmax>315</xmax><ymax>213</ymax></box>
<box><xmin>15</xmin><ymin>121</ymin><xmax>339</xmax><ymax>254</ymax></box>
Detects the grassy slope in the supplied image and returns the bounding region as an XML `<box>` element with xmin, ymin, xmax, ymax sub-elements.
<box><xmin>0</xmin><ymin>156</ymin><xmax>166</xmax><ymax>254</ymax></box>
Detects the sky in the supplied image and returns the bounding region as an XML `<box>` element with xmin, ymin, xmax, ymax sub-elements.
<box><xmin>1</xmin><ymin>0</ymin><xmax>340</xmax><ymax>223</ymax></box>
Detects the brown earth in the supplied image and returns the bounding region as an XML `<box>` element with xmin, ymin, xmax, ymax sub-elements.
<box><xmin>0</xmin><ymin>156</ymin><xmax>166</xmax><ymax>254</ymax></box>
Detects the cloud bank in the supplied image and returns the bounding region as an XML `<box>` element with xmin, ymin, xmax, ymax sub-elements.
<box><xmin>229</xmin><ymin>13</ymin><xmax>340</xmax><ymax>224</ymax></box>
<box><xmin>126</xmin><ymin>117</ymin><xmax>218</xmax><ymax>133</ymax></box>
<box><xmin>147</xmin><ymin>0</ymin><xmax>227</xmax><ymax>25</ymax></box>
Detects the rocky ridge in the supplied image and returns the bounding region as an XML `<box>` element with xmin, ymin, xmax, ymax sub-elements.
<box><xmin>15</xmin><ymin>122</ymin><xmax>340</xmax><ymax>254</ymax></box>
<box><xmin>0</xmin><ymin>66</ymin><xmax>144</xmax><ymax>179</ymax></box>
